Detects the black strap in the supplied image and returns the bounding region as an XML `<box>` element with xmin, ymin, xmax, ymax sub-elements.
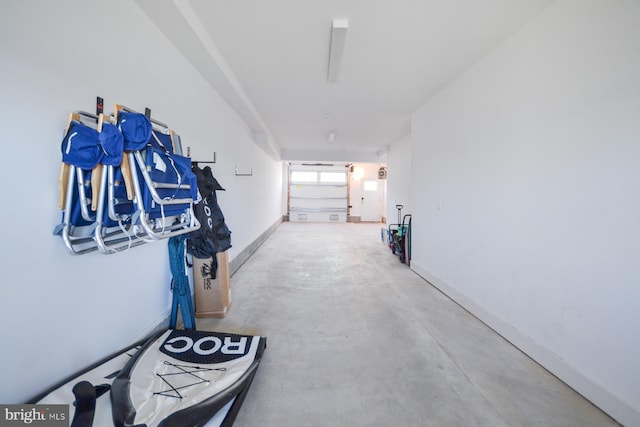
<box><xmin>71</xmin><ymin>381</ymin><xmax>110</xmax><ymax>427</ymax></box>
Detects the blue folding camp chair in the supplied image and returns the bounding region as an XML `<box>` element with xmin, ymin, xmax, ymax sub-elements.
<box><xmin>55</xmin><ymin>111</ymin><xmax>134</xmax><ymax>255</ymax></box>
<box><xmin>55</xmin><ymin>107</ymin><xmax>200</xmax><ymax>254</ymax></box>
<box><xmin>125</xmin><ymin>110</ymin><xmax>200</xmax><ymax>240</ymax></box>
<box><xmin>92</xmin><ymin>109</ymin><xmax>153</xmax><ymax>253</ymax></box>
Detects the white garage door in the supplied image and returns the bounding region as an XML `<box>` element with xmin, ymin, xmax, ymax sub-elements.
<box><xmin>289</xmin><ymin>164</ymin><xmax>348</xmax><ymax>222</ymax></box>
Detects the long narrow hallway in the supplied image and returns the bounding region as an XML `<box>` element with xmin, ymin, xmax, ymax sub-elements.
<box><xmin>197</xmin><ymin>222</ymin><xmax>617</xmax><ymax>426</ymax></box>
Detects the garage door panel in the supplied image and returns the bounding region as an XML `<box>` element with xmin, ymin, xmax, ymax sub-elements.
<box><xmin>289</xmin><ymin>165</ymin><xmax>348</xmax><ymax>223</ymax></box>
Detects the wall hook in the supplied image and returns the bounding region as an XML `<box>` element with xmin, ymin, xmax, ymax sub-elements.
<box><xmin>235</xmin><ymin>166</ymin><xmax>253</xmax><ymax>176</ymax></box>
<box><xmin>191</xmin><ymin>151</ymin><xmax>217</xmax><ymax>165</ymax></box>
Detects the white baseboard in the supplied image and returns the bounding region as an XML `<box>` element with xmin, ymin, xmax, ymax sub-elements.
<box><xmin>228</xmin><ymin>217</ymin><xmax>282</xmax><ymax>276</ymax></box>
<box><xmin>410</xmin><ymin>261</ymin><xmax>639</xmax><ymax>427</ymax></box>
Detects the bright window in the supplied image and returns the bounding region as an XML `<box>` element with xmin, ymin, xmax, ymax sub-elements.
<box><xmin>291</xmin><ymin>171</ymin><xmax>317</xmax><ymax>183</ymax></box>
<box><xmin>320</xmin><ymin>172</ymin><xmax>346</xmax><ymax>183</ymax></box>
<box><xmin>364</xmin><ymin>180</ymin><xmax>378</xmax><ymax>191</ymax></box>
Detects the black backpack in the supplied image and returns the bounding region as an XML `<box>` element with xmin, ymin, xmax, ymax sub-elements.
<box><xmin>187</xmin><ymin>165</ymin><xmax>232</xmax><ymax>277</ymax></box>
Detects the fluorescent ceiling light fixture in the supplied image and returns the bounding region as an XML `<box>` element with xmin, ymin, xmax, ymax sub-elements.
<box><xmin>328</xmin><ymin>19</ymin><xmax>348</xmax><ymax>82</ymax></box>
<box><xmin>328</xmin><ymin>131</ymin><xmax>336</xmax><ymax>142</ymax></box>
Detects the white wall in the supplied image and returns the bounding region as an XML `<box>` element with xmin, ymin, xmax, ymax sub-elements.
<box><xmin>0</xmin><ymin>0</ymin><xmax>282</xmax><ymax>403</ymax></box>
<box><xmin>386</xmin><ymin>135</ymin><xmax>413</xmax><ymax>225</ymax></box>
<box><xmin>410</xmin><ymin>0</ymin><xmax>640</xmax><ymax>424</ymax></box>
<box><xmin>282</xmin><ymin>162</ymin><xmax>290</xmax><ymax>216</ymax></box>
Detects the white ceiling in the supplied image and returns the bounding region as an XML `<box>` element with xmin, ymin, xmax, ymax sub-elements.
<box><xmin>136</xmin><ymin>0</ymin><xmax>554</xmax><ymax>162</ymax></box>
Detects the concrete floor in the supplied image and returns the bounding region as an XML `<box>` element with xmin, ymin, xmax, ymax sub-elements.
<box><xmin>197</xmin><ymin>222</ymin><xmax>618</xmax><ymax>427</ymax></box>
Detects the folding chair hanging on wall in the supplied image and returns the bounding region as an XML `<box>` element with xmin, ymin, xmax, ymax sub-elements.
<box><xmin>53</xmin><ymin>106</ymin><xmax>200</xmax><ymax>255</ymax></box>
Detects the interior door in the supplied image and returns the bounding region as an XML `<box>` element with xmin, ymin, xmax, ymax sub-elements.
<box><xmin>360</xmin><ymin>179</ymin><xmax>381</xmax><ymax>222</ymax></box>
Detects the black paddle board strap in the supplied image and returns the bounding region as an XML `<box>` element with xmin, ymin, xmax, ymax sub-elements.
<box><xmin>94</xmin><ymin>384</ymin><xmax>111</xmax><ymax>399</ymax></box>
<box><xmin>71</xmin><ymin>381</ymin><xmax>110</xmax><ymax>427</ymax></box>
<box><xmin>71</xmin><ymin>381</ymin><xmax>97</xmax><ymax>427</ymax></box>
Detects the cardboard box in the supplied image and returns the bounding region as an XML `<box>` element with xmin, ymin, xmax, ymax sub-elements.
<box><xmin>193</xmin><ymin>251</ymin><xmax>231</xmax><ymax>318</ymax></box>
